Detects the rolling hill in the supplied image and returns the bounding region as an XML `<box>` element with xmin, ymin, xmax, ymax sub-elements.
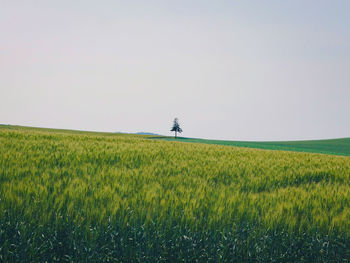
<box><xmin>0</xmin><ymin>125</ymin><xmax>349</xmax><ymax>262</ymax></box>
<box><xmin>158</xmin><ymin>136</ymin><xmax>350</xmax><ymax>156</ymax></box>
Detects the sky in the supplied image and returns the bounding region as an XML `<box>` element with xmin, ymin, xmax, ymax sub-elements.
<box><xmin>1</xmin><ymin>0</ymin><xmax>349</xmax><ymax>141</ymax></box>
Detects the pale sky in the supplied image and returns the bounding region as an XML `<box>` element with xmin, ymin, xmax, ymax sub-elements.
<box><xmin>1</xmin><ymin>1</ymin><xmax>349</xmax><ymax>140</ymax></box>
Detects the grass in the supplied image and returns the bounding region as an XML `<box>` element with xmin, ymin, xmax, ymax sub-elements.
<box><xmin>0</xmin><ymin>125</ymin><xmax>349</xmax><ymax>262</ymax></box>
<box><xmin>159</xmin><ymin>136</ymin><xmax>350</xmax><ymax>156</ymax></box>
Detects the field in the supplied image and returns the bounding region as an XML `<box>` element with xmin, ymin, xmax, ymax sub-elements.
<box><xmin>0</xmin><ymin>125</ymin><xmax>349</xmax><ymax>262</ymax></box>
<box><xmin>159</xmin><ymin>136</ymin><xmax>350</xmax><ymax>156</ymax></box>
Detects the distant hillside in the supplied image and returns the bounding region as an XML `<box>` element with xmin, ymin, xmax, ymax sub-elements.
<box><xmin>114</xmin><ymin>131</ymin><xmax>161</xmax><ymax>136</ymax></box>
<box><xmin>159</xmin><ymin>137</ymin><xmax>350</xmax><ymax>156</ymax></box>
<box><xmin>135</xmin><ymin>132</ymin><xmax>161</xmax><ymax>136</ymax></box>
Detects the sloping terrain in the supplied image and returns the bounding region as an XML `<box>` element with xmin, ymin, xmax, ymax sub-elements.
<box><xmin>160</xmin><ymin>136</ymin><xmax>350</xmax><ymax>156</ymax></box>
<box><xmin>0</xmin><ymin>125</ymin><xmax>349</xmax><ymax>262</ymax></box>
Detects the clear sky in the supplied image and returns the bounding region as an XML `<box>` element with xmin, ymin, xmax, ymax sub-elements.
<box><xmin>1</xmin><ymin>1</ymin><xmax>349</xmax><ymax>140</ymax></box>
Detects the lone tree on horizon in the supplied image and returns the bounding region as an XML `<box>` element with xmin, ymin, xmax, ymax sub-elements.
<box><xmin>171</xmin><ymin>118</ymin><xmax>182</xmax><ymax>139</ymax></box>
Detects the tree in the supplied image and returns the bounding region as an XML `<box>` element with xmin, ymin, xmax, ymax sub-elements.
<box><xmin>170</xmin><ymin>118</ymin><xmax>182</xmax><ymax>139</ymax></box>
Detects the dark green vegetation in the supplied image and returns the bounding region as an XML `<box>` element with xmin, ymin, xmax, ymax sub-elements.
<box><xmin>0</xmin><ymin>125</ymin><xmax>349</xmax><ymax>262</ymax></box>
<box><xmin>160</xmin><ymin>136</ymin><xmax>350</xmax><ymax>156</ymax></box>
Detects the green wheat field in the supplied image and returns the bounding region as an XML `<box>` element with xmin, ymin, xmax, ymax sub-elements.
<box><xmin>0</xmin><ymin>125</ymin><xmax>349</xmax><ymax>262</ymax></box>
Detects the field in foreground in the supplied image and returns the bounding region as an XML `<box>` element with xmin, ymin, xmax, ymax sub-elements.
<box><xmin>159</xmin><ymin>136</ymin><xmax>350</xmax><ymax>156</ymax></box>
<box><xmin>0</xmin><ymin>125</ymin><xmax>349</xmax><ymax>262</ymax></box>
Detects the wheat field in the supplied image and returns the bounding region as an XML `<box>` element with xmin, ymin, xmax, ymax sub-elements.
<box><xmin>0</xmin><ymin>125</ymin><xmax>349</xmax><ymax>262</ymax></box>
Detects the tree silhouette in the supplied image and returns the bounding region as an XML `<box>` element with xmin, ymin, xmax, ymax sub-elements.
<box><xmin>170</xmin><ymin>118</ymin><xmax>182</xmax><ymax>139</ymax></box>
